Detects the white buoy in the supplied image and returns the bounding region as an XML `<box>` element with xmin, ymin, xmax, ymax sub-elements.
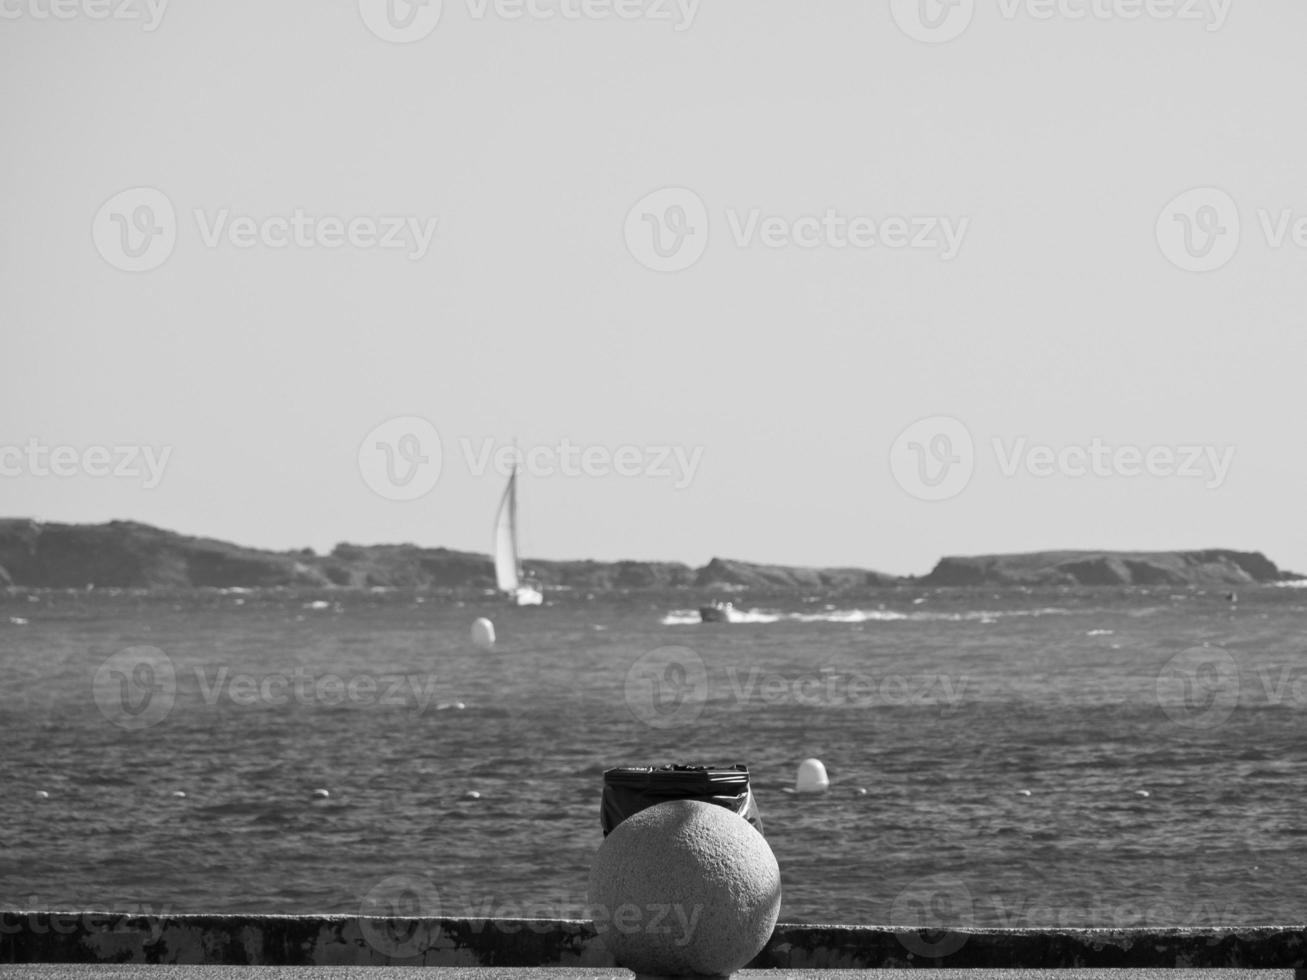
<box><xmin>463</xmin><ymin>790</ymin><xmax>481</xmax><ymax>800</ymax></box>
<box><xmin>172</xmin><ymin>791</ymin><xmax>187</xmax><ymax>799</ymax></box>
<box><xmin>795</xmin><ymin>758</ymin><xmax>829</xmax><ymax>794</ymax></box>
<box><xmin>312</xmin><ymin>788</ymin><xmax>330</xmax><ymax>799</ymax></box>
<box><xmin>471</xmin><ymin>617</ymin><xmax>496</xmax><ymax>651</ymax></box>
<box><xmin>34</xmin><ymin>790</ymin><xmax>49</xmax><ymax>800</ymax></box>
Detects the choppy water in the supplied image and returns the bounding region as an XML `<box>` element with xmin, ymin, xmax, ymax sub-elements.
<box><xmin>2</xmin><ymin>585</ymin><xmax>1306</xmax><ymax>928</ymax></box>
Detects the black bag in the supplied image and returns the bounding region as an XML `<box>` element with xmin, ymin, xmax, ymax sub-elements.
<box><xmin>600</xmin><ymin>764</ymin><xmax>763</xmax><ymax>837</ymax></box>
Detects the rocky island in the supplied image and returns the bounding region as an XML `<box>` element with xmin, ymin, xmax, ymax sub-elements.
<box><xmin>0</xmin><ymin>519</ymin><xmax>1299</xmax><ymax>591</ymax></box>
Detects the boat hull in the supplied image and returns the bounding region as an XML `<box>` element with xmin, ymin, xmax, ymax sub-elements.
<box><xmin>699</xmin><ymin>603</ymin><xmax>734</xmax><ymax>623</ymax></box>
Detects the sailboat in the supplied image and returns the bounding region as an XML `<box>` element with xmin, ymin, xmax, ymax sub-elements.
<box><xmin>494</xmin><ymin>463</ymin><xmax>543</xmax><ymax>606</ymax></box>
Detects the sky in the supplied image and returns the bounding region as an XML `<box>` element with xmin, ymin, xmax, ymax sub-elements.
<box><xmin>2</xmin><ymin>0</ymin><xmax>1305</xmax><ymax>577</ymax></box>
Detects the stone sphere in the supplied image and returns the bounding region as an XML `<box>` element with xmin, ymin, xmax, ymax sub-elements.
<box><xmin>587</xmin><ymin>799</ymin><xmax>781</xmax><ymax>977</ymax></box>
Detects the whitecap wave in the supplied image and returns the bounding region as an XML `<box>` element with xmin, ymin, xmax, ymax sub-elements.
<box><xmin>661</xmin><ymin>606</ymin><xmax>1074</xmax><ymax>626</ymax></box>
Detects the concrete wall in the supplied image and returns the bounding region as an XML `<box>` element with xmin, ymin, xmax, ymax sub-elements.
<box><xmin>4</xmin><ymin>913</ymin><xmax>1307</xmax><ymax>970</ymax></box>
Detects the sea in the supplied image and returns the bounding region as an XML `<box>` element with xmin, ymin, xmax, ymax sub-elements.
<box><xmin>2</xmin><ymin>584</ymin><xmax>1306</xmax><ymax>930</ymax></box>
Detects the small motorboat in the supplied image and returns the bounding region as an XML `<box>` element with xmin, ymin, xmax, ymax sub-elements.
<box><xmin>699</xmin><ymin>600</ymin><xmax>737</xmax><ymax>623</ymax></box>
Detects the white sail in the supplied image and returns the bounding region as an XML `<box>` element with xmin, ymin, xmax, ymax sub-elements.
<box><xmin>493</xmin><ymin>467</ymin><xmax>520</xmax><ymax>593</ymax></box>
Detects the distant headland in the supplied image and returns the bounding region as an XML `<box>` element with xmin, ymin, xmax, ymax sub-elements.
<box><xmin>0</xmin><ymin>519</ymin><xmax>1300</xmax><ymax>591</ymax></box>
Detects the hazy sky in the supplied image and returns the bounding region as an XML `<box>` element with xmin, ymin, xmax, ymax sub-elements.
<box><xmin>3</xmin><ymin>0</ymin><xmax>1305</xmax><ymax>576</ymax></box>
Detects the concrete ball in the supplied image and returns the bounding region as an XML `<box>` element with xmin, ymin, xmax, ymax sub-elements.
<box><xmin>587</xmin><ymin>799</ymin><xmax>781</xmax><ymax>977</ymax></box>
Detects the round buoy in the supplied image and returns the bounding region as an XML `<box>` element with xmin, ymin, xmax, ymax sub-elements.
<box><xmin>795</xmin><ymin>758</ymin><xmax>829</xmax><ymax>794</ymax></box>
<box><xmin>471</xmin><ymin>618</ymin><xmax>495</xmax><ymax>651</ymax></box>
<box><xmin>1136</xmin><ymin>790</ymin><xmax>1151</xmax><ymax>798</ymax></box>
<box><xmin>588</xmin><ymin>800</ymin><xmax>780</xmax><ymax>977</ymax></box>
<box><xmin>463</xmin><ymin>790</ymin><xmax>481</xmax><ymax>800</ymax></box>
<box><xmin>852</xmin><ymin>786</ymin><xmax>868</xmax><ymax>796</ymax></box>
<box><xmin>1017</xmin><ymin>789</ymin><xmax>1032</xmax><ymax>797</ymax></box>
<box><xmin>172</xmin><ymin>791</ymin><xmax>187</xmax><ymax>799</ymax></box>
<box><xmin>34</xmin><ymin>790</ymin><xmax>49</xmax><ymax>801</ymax></box>
<box><xmin>312</xmin><ymin>788</ymin><xmax>330</xmax><ymax>799</ymax></box>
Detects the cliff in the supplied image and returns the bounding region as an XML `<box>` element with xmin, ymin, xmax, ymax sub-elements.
<box><xmin>0</xmin><ymin>519</ymin><xmax>1298</xmax><ymax>591</ymax></box>
<box><xmin>922</xmin><ymin>549</ymin><xmax>1296</xmax><ymax>588</ymax></box>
